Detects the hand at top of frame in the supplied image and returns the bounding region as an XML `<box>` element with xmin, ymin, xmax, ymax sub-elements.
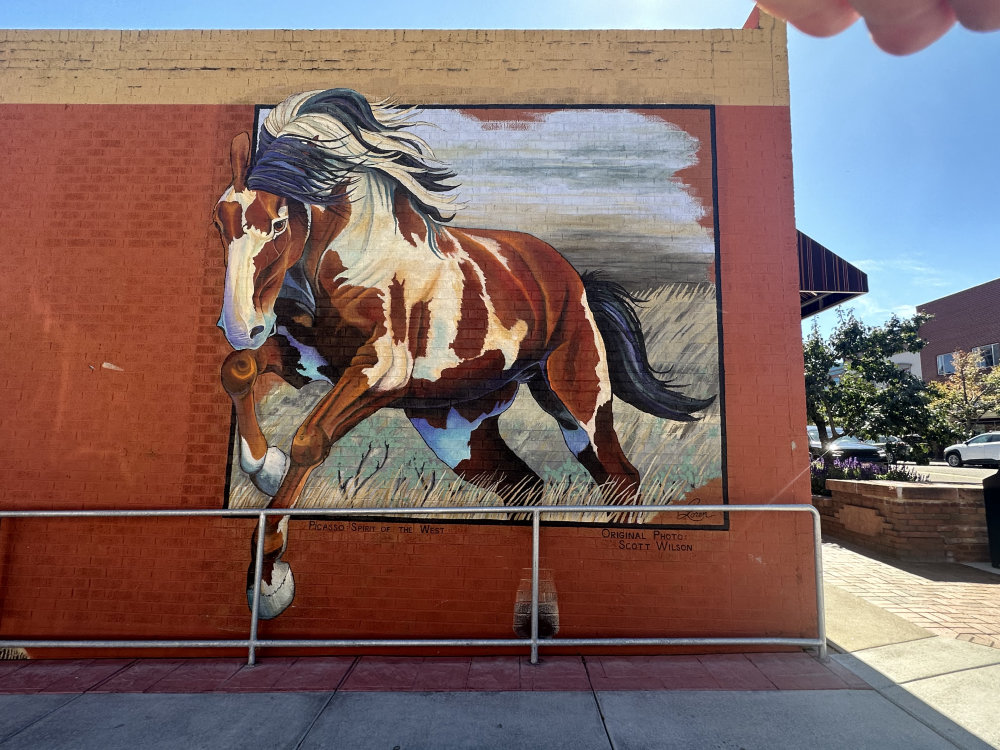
<box><xmin>757</xmin><ymin>0</ymin><xmax>1000</xmax><ymax>54</ymax></box>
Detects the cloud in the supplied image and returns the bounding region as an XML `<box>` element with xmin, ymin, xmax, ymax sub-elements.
<box><xmin>851</xmin><ymin>297</ymin><xmax>917</xmax><ymax>321</ymax></box>
<box><xmin>408</xmin><ymin>108</ymin><xmax>715</xmax><ymax>259</ymax></box>
<box><xmin>802</xmin><ymin>296</ymin><xmax>918</xmax><ymax>339</ymax></box>
<box><xmin>852</xmin><ymin>256</ymin><xmax>937</xmax><ymax>278</ymax></box>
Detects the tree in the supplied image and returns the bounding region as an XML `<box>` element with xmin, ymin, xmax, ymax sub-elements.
<box><xmin>804</xmin><ymin>309</ymin><xmax>932</xmax><ymax>451</ymax></box>
<box><xmin>927</xmin><ymin>349</ymin><xmax>1000</xmax><ymax>440</ymax></box>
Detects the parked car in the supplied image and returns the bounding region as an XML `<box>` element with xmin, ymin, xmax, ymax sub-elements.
<box><xmin>825</xmin><ymin>436</ymin><xmax>885</xmax><ymax>462</ymax></box>
<box><xmin>943</xmin><ymin>432</ymin><xmax>1000</xmax><ymax>467</ymax></box>
<box><xmin>873</xmin><ymin>435</ymin><xmax>932</xmax><ymax>464</ymax></box>
<box><xmin>807</xmin><ymin>426</ymin><xmax>822</xmax><ymax>457</ymax></box>
<box><xmin>871</xmin><ymin>435</ymin><xmax>914</xmax><ymax>461</ymax></box>
<box><xmin>807</xmin><ymin>426</ymin><xmax>885</xmax><ymax>462</ymax></box>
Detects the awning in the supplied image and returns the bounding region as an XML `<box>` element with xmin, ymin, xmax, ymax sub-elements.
<box><xmin>798</xmin><ymin>231</ymin><xmax>868</xmax><ymax>319</ymax></box>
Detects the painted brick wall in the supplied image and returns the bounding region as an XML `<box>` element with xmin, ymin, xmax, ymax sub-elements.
<box><xmin>917</xmin><ymin>278</ymin><xmax>1000</xmax><ymax>380</ymax></box>
<box><xmin>0</xmin><ymin>18</ymin><xmax>817</xmax><ymax>655</ymax></box>
<box><xmin>0</xmin><ymin>104</ymin><xmax>240</xmax><ymax>510</ymax></box>
<box><xmin>0</xmin><ymin>28</ymin><xmax>788</xmax><ymax>106</ymax></box>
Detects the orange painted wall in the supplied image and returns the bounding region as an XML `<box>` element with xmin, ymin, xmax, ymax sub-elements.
<box><xmin>0</xmin><ymin>104</ymin><xmax>239</xmax><ymax>510</ymax></box>
<box><xmin>0</xmin><ymin>101</ymin><xmax>813</xmax><ymax>653</ymax></box>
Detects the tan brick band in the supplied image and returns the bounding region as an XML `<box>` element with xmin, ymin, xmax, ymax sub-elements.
<box><xmin>0</xmin><ymin>19</ymin><xmax>787</xmax><ymax>106</ymax></box>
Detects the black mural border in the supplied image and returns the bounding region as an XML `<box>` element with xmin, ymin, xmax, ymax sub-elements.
<box><xmin>223</xmin><ymin>102</ymin><xmax>728</xmax><ymax>532</ymax></box>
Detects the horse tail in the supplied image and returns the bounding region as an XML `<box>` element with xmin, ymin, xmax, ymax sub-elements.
<box><xmin>581</xmin><ymin>272</ymin><xmax>715</xmax><ymax>422</ymax></box>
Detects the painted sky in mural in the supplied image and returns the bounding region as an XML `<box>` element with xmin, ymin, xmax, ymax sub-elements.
<box><xmin>406</xmin><ymin>109</ymin><xmax>715</xmax><ymax>283</ymax></box>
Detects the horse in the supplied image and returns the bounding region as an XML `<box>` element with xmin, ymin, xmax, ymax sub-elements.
<box><xmin>214</xmin><ymin>89</ymin><xmax>715</xmax><ymax>618</ymax></box>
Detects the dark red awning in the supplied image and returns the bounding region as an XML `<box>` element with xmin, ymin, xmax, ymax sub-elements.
<box><xmin>798</xmin><ymin>231</ymin><xmax>868</xmax><ymax>319</ymax></box>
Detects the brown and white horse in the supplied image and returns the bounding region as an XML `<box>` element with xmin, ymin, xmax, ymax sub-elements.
<box><xmin>214</xmin><ymin>89</ymin><xmax>713</xmax><ymax>618</ymax></box>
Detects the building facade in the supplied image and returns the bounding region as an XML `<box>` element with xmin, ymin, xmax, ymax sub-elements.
<box><xmin>0</xmin><ymin>14</ymin><xmax>818</xmax><ymax>656</ymax></box>
<box><xmin>918</xmin><ymin>278</ymin><xmax>1000</xmax><ymax>380</ymax></box>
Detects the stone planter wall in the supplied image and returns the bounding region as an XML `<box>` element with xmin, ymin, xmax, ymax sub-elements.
<box><xmin>814</xmin><ymin>480</ymin><xmax>990</xmax><ymax>562</ymax></box>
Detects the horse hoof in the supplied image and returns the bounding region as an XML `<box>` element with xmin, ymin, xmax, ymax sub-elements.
<box><xmin>243</xmin><ymin>446</ymin><xmax>290</xmax><ymax>497</ymax></box>
<box><xmin>247</xmin><ymin>560</ymin><xmax>295</xmax><ymax>619</ymax></box>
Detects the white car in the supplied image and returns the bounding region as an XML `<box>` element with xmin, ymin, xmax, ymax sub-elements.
<box><xmin>943</xmin><ymin>432</ymin><xmax>1000</xmax><ymax>467</ymax></box>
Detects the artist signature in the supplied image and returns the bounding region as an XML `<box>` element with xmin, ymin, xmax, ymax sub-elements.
<box><xmin>676</xmin><ymin>497</ymin><xmax>720</xmax><ymax>522</ymax></box>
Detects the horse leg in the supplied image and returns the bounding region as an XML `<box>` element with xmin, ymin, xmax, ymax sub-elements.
<box><xmin>531</xmin><ymin>335</ymin><xmax>642</xmax><ymax>516</ymax></box>
<box><xmin>221</xmin><ymin>349</ymin><xmax>292</xmax><ymax>498</ymax></box>
<box><xmin>221</xmin><ymin>347</ymin><xmax>299</xmax><ymax>618</ymax></box>
<box><xmin>406</xmin><ymin>383</ymin><xmax>544</xmax><ymax>505</ymax></box>
<box><xmin>222</xmin><ymin>334</ymin><xmax>337</xmax><ymax>619</ymax></box>
<box><xmin>241</xmin><ymin>366</ymin><xmax>399</xmax><ymax>618</ymax></box>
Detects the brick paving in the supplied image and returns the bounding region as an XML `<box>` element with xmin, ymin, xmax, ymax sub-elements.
<box><xmin>823</xmin><ymin>539</ymin><xmax>1000</xmax><ymax>649</ymax></box>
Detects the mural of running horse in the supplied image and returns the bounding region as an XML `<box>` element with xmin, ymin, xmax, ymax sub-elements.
<box><xmin>214</xmin><ymin>88</ymin><xmax>715</xmax><ymax>618</ymax></box>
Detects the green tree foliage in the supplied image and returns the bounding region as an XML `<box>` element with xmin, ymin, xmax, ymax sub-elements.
<box><xmin>804</xmin><ymin>310</ymin><xmax>932</xmax><ymax>450</ymax></box>
<box><xmin>927</xmin><ymin>349</ymin><xmax>1000</xmax><ymax>440</ymax></box>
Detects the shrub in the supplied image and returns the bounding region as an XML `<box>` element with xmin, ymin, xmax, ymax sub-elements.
<box><xmin>878</xmin><ymin>464</ymin><xmax>929</xmax><ymax>483</ymax></box>
<box><xmin>810</xmin><ymin>456</ymin><xmax>927</xmax><ymax>496</ymax></box>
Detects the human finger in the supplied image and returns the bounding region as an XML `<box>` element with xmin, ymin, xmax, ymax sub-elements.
<box><xmin>949</xmin><ymin>0</ymin><xmax>1000</xmax><ymax>30</ymax></box>
<box><xmin>850</xmin><ymin>0</ymin><xmax>956</xmax><ymax>54</ymax></box>
<box><xmin>756</xmin><ymin>0</ymin><xmax>860</xmax><ymax>36</ymax></box>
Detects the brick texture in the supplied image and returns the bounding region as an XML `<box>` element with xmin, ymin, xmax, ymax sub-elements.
<box><xmin>917</xmin><ymin>278</ymin><xmax>1000</xmax><ymax>380</ymax></box>
<box><xmin>816</xmin><ymin>480</ymin><xmax>990</xmax><ymax>562</ymax></box>
<box><xmin>0</xmin><ymin>25</ymin><xmax>788</xmax><ymax>107</ymax></box>
<box><xmin>0</xmin><ymin>18</ymin><xmax>818</xmax><ymax>653</ymax></box>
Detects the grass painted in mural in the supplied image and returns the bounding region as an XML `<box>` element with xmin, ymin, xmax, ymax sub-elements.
<box><xmin>228</xmin><ymin>281</ymin><xmax>721</xmax><ymax>523</ymax></box>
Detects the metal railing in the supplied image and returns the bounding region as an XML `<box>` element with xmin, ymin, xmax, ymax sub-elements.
<box><xmin>0</xmin><ymin>504</ymin><xmax>826</xmax><ymax>665</ymax></box>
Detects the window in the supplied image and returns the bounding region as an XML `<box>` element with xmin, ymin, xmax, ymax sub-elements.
<box><xmin>973</xmin><ymin>343</ymin><xmax>999</xmax><ymax>369</ymax></box>
<box><xmin>937</xmin><ymin>353</ymin><xmax>954</xmax><ymax>376</ymax></box>
<box><xmin>938</xmin><ymin>345</ymin><xmax>999</xmax><ymax>375</ymax></box>
<box><xmin>969</xmin><ymin>434</ymin><xmax>991</xmax><ymax>444</ymax></box>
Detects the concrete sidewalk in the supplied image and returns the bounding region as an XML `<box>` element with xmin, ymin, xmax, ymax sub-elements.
<box><xmin>823</xmin><ymin>542</ymin><xmax>1000</xmax><ymax>749</ymax></box>
<box><xmin>0</xmin><ymin>685</ymin><xmax>975</xmax><ymax>750</ymax></box>
<box><xmin>0</xmin><ymin>647</ymin><xmax>993</xmax><ymax>749</ymax></box>
<box><xmin>0</xmin><ymin>541</ymin><xmax>997</xmax><ymax>749</ymax></box>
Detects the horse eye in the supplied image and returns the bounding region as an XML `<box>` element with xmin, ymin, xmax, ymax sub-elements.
<box><xmin>272</xmin><ymin>218</ymin><xmax>288</xmax><ymax>235</ymax></box>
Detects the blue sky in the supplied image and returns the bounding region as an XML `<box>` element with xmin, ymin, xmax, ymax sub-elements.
<box><xmin>4</xmin><ymin>0</ymin><xmax>998</xmax><ymax>337</ymax></box>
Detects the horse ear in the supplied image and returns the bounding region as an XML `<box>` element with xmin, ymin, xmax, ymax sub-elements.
<box><xmin>230</xmin><ymin>132</ymin><xmax>251</xmax><ymax>192</ymax></box>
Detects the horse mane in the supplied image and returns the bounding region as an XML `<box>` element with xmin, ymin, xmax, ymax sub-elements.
<box><xmin>247</xmin><ymin>89</ymin><xmax>459</xmax><ymax>223</ymax></box>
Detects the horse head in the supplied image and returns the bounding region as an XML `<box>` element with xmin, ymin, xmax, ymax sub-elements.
<box><xmin>214</xmin><ymin>132</ymin><xmax>309</xmax><ymax>350</ymax></box>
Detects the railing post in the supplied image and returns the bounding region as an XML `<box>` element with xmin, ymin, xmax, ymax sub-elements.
<box><xmin>247</xmin><ymin>511</ymin><xmax>267</xmax><ymax>667</ymax></box>
<box><xmin>530</xmin><ymin>508</ymin><xmax>540</xmax><ymax>664</ymax></box>
<box><xmin>811</xmin><ymin>507</ymin><xmax>828</xmax><ymax>661</ymax></box>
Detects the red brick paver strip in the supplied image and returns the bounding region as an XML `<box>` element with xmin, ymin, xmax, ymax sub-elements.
<box><xmin>0</xmin><ymin>660</ymin><xmax>31</xmax><ymax>679</ymax></box>
<box><xmin>587</xmin><ymin>655</ymin><xmax>722</xmax><ymax>690</ymax></box>
<box><xmin>142</xmin><ymin>658</ymin><xmax>244</xmax><ymax>692</ymax></box>
<box><xmin>220</xmin><ymin>657</ymin><xmax>298</xmax><ymax>691</ymax></box>
<box><xmin>411</xmin><ymin>658</ymin><xmax>474</xmax><ymax>691</ymax></box>
<box><xmin>466</xmin><ymin>656</ymin><xmax>521</xmax><ymax>691</ymax></box>
<box><xmin>90</xmin><ymin>659</ymin><xmax>185</xmax><ymax>693</ymax></box>
<box><xmin>0</xmin><ymin>652</ymin><xmax>860</xmax><ymax>693</ymax></box>
<box><xmin>0</xmin><ymin>659</ymin><xmax>102</xmax><ymax>693</ymax></box>
<box><xmin>340</xmin><ymin>656</ymin><xmax>424</xmax><ymax>691</ymax></box>
<box><xmin>517</xmin><ymin>655</ymin><xmax>592</xmax><ymax>691</ymax></box>
<box><xmin>746</xmin><ymin>652</ymin><xmax>856</xmax><ymax>690</ymax></box>
<box><xmin>37</xmin><ymin>659</ymin><xmax>133</xmax><ymax>693</ymax></box>
<box><xmin>823</xmin><ymin>541</ymin><xmax>1000</xmax><ymax>649</ymax></box>
<box><xmin>698</xmin><ymin>654</ymin><xmax>777</xmax><ymax>690</ymax></box>
<box><xmin>270</xmin><ymin>656</ymin><xmax>355</xmax><ymax>691</ymax></box>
